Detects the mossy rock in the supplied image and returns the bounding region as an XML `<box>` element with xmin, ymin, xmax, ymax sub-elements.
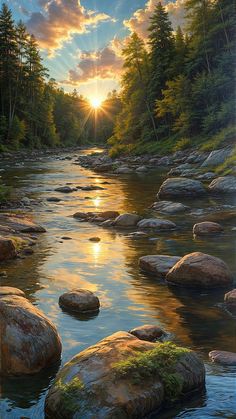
<box><xmin>45</xmin><ymin>332</ymin><xmax>205</xmax><ymax>419</ymax></box>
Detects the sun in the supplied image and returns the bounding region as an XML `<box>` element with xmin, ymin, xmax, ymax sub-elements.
<box><xmin>90</xmin><ymin>97</ymin><xmax>102</xmax><ymax>109</ymax></box>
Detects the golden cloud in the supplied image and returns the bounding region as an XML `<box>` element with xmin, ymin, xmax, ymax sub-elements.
<box><xmin>26</xmin><ymin>0</ymin><xmax>113</xmax><ymax>52</ymax></box>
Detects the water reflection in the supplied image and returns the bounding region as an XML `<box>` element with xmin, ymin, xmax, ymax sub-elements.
<box><xmin>0</xmin><ymin>149</ymin><xmax>235</xmax><ymax>418</ymax></box>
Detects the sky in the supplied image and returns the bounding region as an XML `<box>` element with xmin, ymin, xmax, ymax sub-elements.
<box><xmin>3</xmin><ymin>0</ymin><xmax>186</xmax><ymax>101</ymax></box>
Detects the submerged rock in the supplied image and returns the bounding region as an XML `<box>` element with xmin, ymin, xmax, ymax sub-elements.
<box><xmin>139</xmin><ymin>255</ymin><xmax>181</xmax><ymax>278</ymax></box>
<box><xmin>0</xmin><ymin>214</ymin><xmax>46</xmax><ymax>233</ymax></box>
<box><xmin>209</xmin><ymin>350</ymin><xmax>236</xmax><ymax>366</ymax></box>
<box><xmin>158</xmin><ymin>178</ymin><xmax>206</xmax><ymax>198</ymax></box>
<box><xmin>208</xmin><ymin>176</ymin><xmax>236</xmax><ymax>194</ymax></box>
<box><xmin>166</xmin><ymin>252</ymin><xmax>233</xmax><ymax>288</ymax></box>
<box><xmin>47</xmin><ymin>197</ymin><xmax>61</xmax><ymax>202</ymax></box>
<box><xmin>193</xmin><ymin>221</ymin><xmax>224</xmax><ymax>236</ymax></box>
<box><xmin>114</xmin><ymin>213</ymin><xmax>141</xmax><ymax>227</ymax></box>
<box><xmin>59</xmin><ymin>289</ymin><xmax>100</xmax><ymax>313</ymax></box>
<box><xmin>55</xmin><ymin>186</ymin><xmax>75</xmax><ymax>193</ymax></box>
<box><xmin>152</xmin><ymin>201</ymin><xmax>189</xmax><ymax>214</ymax></box>
<box><xmin>0</xmin><ymin>294</ymin><xmax>62</xmax><ymax>375</ymax></box>
<box><xmin>0</xmin><ymin>237</ymin><xmax>17</xmax><ymax>261</ymax></box>
<box><xmin>224</xmin><ymin>289</ymin><xmax>236</xmax><ymax>312</ymax></box>
<box><xmin>45</xmin><ymin>331</ymin><xmax>205</xmax><ymax>419</ymax></box>
<box><xmin>129</xmin><ymin>325</ymin><xmax>166</xmax><ymax>342</ymax></box>
<box><xmin>138</xmin><ymin>218</ymin><xmax>176</xmax><ymax>230</ymax></box>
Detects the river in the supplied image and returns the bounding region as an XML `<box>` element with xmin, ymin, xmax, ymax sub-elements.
<box><xmin>0</xmin><ymin>148</ymin><xmax>235</xmax><ymax>418</ymax></box>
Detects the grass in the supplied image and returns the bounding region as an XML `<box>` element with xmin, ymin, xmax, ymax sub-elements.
<box><xmin>0</xmin><ymin>183</ymin><xmax>11</xmax><ymax>203</ymax></box>
<box><xmin>199</xmin><ymin>125</ymin><xmax>235</xmax><ymax>152</ymax></box>
<box><xmin>112</xmin><ymin>342</ymin><xmax>190</xmax><ymax>401</ymax></box>
<box><xmin>56</xmin><ymin>377</ymin><xmax>85</xmax><ymax>414</ymax></box>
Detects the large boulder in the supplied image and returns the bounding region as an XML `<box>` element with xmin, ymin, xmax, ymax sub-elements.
<box><xmin>166</xmin><ymin>252</ymin><xmax>233</xmax><ymax>288</ymax></box>
<box><xmin>0</xmin><ymin>237</ymin><xmax>17</xmax><ymax>261</ymax></box>
<box><xmin>59</xmin><ymin>289</ymin><xmax>100</xmax><ymax>313</ymax></box>
<box><xmin>138</xmin><ymin>218</ymin><xmax>176</xmax><ymax>230</ymax></box>
<box><xmin>209</xmin><ymin>350</ymin><xmax>236</xmax><ymax>366</ymax></box>
<box><xmin>158</xmin><ymin>178</ymin><xmax>206</xmax><ymax>199</ymax></box>
<box><xmin>152</xmin><ymin>201</ymin><xmax>189</xmax><ymax>214</ymax></box>
<box><xmin>45</xmin><ymin>332</ymin><xmax>205</xmax><ymax>419</ymax></box>
<box><xmin>224</xmin><ymin>289</ymin><xmax>236</xmax><ymax>312</ymax></box>
<box><xmin>201</xmin><ymin>148</ymin><xmax>233</xmax><ymax>167</ymax></box>
<box><xmin>139</xmin><ymin>255</ymin><xmax>181</xmax><ymax>278</ymax></box>
<box><xmin>0</xmin><ymin>294</ymin><xmax>62</xmax><ymax>375</ymax></box>
<box><xmin>114</xmin><ymin>213</ymin><xmax>141</xmax><ymax>227</ymax></box>
<box><xmin>193</xmin><ymin>221</ymin><xmax>224</xmax><ymax>236</ymax></box>
<box><xmin>0</xmin><ymin>214</ymin><xmax>46</xmax><ymax>233</ymax></box>
<box><xmin>208</xmin><ymin>176</ymin><xmax>236</xmax><ymax>194</ymax></box>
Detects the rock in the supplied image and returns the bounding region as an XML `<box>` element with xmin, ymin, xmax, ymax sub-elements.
<box><xmin>158</xmin><ymin>178</ymin><xmax>206</xmax><ymax>198</ymax></box>
<box><xmin>45</xmin><ymin>332</ymin><xmax>205</xmax><ymax>419</ymax></box>
<box><xmin>0</xmin><ymin>214</ymin><xmax>46</xmax><ymax>233</ymax></box>
<box><xmin>21</xmin><ymin>197</ymin><xmax>31</xmax><ymax>205</ymax></box>
<box><xmin>100</xmin><ymin>219</ymin><xmax>114</xmax><ymax>227</ymax></box>
<box><xmin>201</xmin><ymin>148</ymin><xmax>233</xmax><ymax>167</ymax></box>
<box><xmin>0</xmin><ymin>295</ymin><xmax>62</xmax><ymax>375</ymax></box>
<box><xmin>138</xmin><ymin>218</ymin><xmax>176</xmax><ymax>230</ymax></box>
<box><xmin>208</xmin><ymin>176</ymin><xmax>236</xmax><ymax>194</ymax></box>
<box><xmin>22</xmin><ymin>247</ymin><xmax>34</xmax><ymax>256</ymax></box>
<box><xmin>152</xmin><ymin>201</ymin><xmax>190</xmax><ymax>214</ymax></box>
<box><xmin>166</xmin><ymin>252</ymin><xmax>233</xmax><ymax>288</ymax></box>
<box><xmin>47</xmin><ymin>197</ymin><xmax>61</xmax><ymax>202</ymax></box>
<box><xmin>115</xmin><ymin>166</ymin><xmax>133</xmax><ymax>174</ymax></box>
<box><xmin>0</xmin><ymin>286</ymin><xmax>25</xmax><ymax>297</ymax></box>
<box><xmin>193</xmin><ymin>221</ymin><xmax>224</xmax><ymax>236</ymax></box>
<box><xmin>126</xmin><ymin>231</ymin><xmax>148</xmax><ymax>239</ymax></box>
<box><xmin>80</xmin><ymin>185</ymin><xmax>105</xmax><ymax>191</ymax></box>
<box><xmin>89</xmin><ymin>237</ymin><xmax>101</xmax><ymax>242</ymax></box>
<box><xmin>209</xmin><ymin>350</ymin><xmax>236</xmax><ymax>366</ymax></box>
<box><xmin>94</xmin><ymin>163</ymin><xmax>113</xmax><ymax>172</ymax></box>
<box><xmin>158</xmin><ymin>156</ymin><xmax>171</xmax><ymax>166</ymax></box>
<box><xmin>59</xmin><ymin>289</ymin><xmax>100</xmax><ymax>313</ymax></box>
<box><xmin>114</xmin><ymin>213</ymin><xmax>141</xmax><ymax>227</ymax></box>
<box><xmin>61</xmin><ymin>236</ymin><xmax>72</xmax><ymax>240</ymax></box>
<box><xmin>224</xmin><ymin>289</ymin><xmax>236</xmax><ymax>312</ymax></box>
<box><xmin>129</xmin><ymin>325</ymin><xmax>165</xmax><ymax>342</ymax></box>
<box><xmin>136</xmin><ymin>165</ymin><xmax>148</xmax><ymax>172</ymax></box>
<box><xmin>0</xmin><ymin>271</ymin><xmax>7</xmax><ymax>277</ymax></box>
<box><xmin>197</xmin><ymin>172</ymin><xmax>215</xmax><ymax>181</ymax></box>
<box><xmin>55</xmin><ymin>186</ymin><xmax>75</xmax><ymax>193</ymax></box>
<box><xmin>139</xmin><ymin>255</ymin><xmax>181</xmax><ymax>278</ymax></box>
<box><xmin>0</xmin><ymin>237</ymin><xmax>17</xmax><ymax>261</ymax></box>
<box><xmin>98</xmin><ymin>211</ymin><xmax>120</xmax><ymax>220</ymax></box>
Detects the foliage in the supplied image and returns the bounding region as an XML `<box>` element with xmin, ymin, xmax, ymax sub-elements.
<box><xmin>56</xmin><ymin>377</ymin><xmax>85</xmax><ymax>414</ymax></box>
<box><xmin>113</xmin><ymin>342</ymin><xmax>190</xmax><ymax>401</ymax></box>
<box><xmin>0</xmin><ymin>182</ymin><xmax>10</xmax><ymax>202</ymax></box>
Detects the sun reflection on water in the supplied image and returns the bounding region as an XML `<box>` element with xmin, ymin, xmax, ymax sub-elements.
<box><xmin>93</xmin><ymin>197</ymin><xmax>101</xmax><ymax>208</ymax></box>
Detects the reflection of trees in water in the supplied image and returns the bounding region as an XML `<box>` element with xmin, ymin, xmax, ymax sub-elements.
<box><xmin>122</xmin><ymin>236</ymin><xmax>235</xmax><ymax>353</ymax></box>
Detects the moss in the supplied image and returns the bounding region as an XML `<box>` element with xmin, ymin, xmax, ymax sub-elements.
<box><xmin>112</xmin><ymin>342</ymin><xmax>190</xmax><ymax>401</ymax></box>
<box><xmin>9</xmin><ymin>236</ymin><xmax>28</xmax><ymax>251</ymax></box>
<box><xmin>214</xmin><ymin>146</ymin><xmax>236</xmax><ymax>176</ymax></box>
<box><xmin>56</xmin><ymin>377</ymin><xmax>85</xmax><ymax>414</ymax></box>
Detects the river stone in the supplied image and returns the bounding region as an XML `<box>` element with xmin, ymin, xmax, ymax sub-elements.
<box><xmin>0</xmin><ymin>286</ymin><xmax>25</xmax><ymax>297</ymax></box>
<box><xmin>59</xmin><ymin>289</ymin><xmax>100</xmax><ymax>313</ymax></box>
<box><xmin>138</xmin><ymin>218</ymin><xmax>176</xmax><ymax>230</ymax></box>
<box><xmin>166</xmin><ymin>252</ymin><xmax>233</xmax><ymax>288</ymax></box>
<box><xmin>0</xmin><ymin>214</ymin><xmax>46</xmax><ymax>233</ymax></box>
<box><xmin>115</xmin><ymin>166</ymin><xmax>133</xmax><ymax>174</ymax></box>
<box><xmin>98</xmin><ymin>211</ymin><xmax>120</xmax><ymax>220</ymax></box>
<box><xmin>152</xmin><ymin>201</ymin><xmax>190</xmax><ymax>214</ymax></box>
<box><xmin>45</xmin><ymin>331</ymin><xmax>205</xmax><ymax>419</ymax></box>
<box><xmin>114</xmin><ymin>213</ymin><xmax>141</xmax><ymax>227</ymax></box>
<box><xmin>224</xmin><ymin>289</ymin><xmax>236</xmax><ymax>312</ymax></box>
<box><xmin>201</xmin><ymin>148</ymin><xmax>232</xmax><ymax>167</ymax></box>
<box><xmin>0</xmin><ymin>237</ymin><xmax>17</xmax><ymax>261</ymax></box>
<box><xmin>129</xmin><ymin>325</ymin><xmax>165</xmax><ymax>342</ymax></box>
<box><xmin>55</xmin><ymin>186</ymin><xmax>75</xmax><ymax>193</ymax></box>
<box><xmin>209</xmin><ymin>350</ymin><xmax>236</xmax><ymax>366</ymax></box>
<box><xmin>94</xmin><ymin>163</ymin><xmax>113</xmax><ymax>172</ymax></box>
<box><xmin>193</xmin><ymin>222</ymin><xmax>224</xmax><ymax>236</ymax></box>
<box><xmin>208</xmin><ymin>176</ymin><xmax>236</xmax><ymax>193</ymax></box>
<box><xmin>0</xmin><ymin>295</ymin><xmax>62</xmax><ymax>375</ymax></box>
<box><xmin>136</xmin><ymin>165</ymin><xmax>148</xmax><ymax>172</ymax></box>
<box><xmin>47</xmin><ymin>197</ymin><xmax>61</xmax><ymax>202</ymax></box>
<box><xmin>139</xmin><ymin>255</ymin><xmax>181</xmax><ymax>278</ymax></box>
<box><xmin>158</xmin><ymin>178</ymin><xmax>206</xmax><ymax>198</ymax></box>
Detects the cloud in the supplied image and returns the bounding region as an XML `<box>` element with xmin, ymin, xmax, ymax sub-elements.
<box><xmin>124</xmin><ymin>0</ymin><xmax>186</xmax><ymax>39</ymax></box>
<box><xmin>62</xmin><ymin>43</ymin><xmax>123</xmax><ymax>85</ymax></box>
<box><xmin>26</xmin><ymin>0</ymin><xmax>113</xmax><ymax>52</ymax></box>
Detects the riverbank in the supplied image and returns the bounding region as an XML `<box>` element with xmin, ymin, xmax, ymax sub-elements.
<box><xmin>0</xmin><ymin>148</ymin><xmax>235</xmax><ymax>418</ymax></box>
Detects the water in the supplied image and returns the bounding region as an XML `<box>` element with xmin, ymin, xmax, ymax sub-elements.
<box><xmin>0</xmin><ymin>149</ymin><xmax>235</xmax><ymax>418</ymax></box>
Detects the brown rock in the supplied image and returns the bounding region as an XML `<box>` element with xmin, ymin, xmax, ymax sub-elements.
<box><xmin>0</xmin><ymin>214</ymin><xmax>46</xmax><ymax>233</ymax></box>
<box><xmin>209</xmin><ymin>350</ymin><xmax>236</xmax><ymax>366</ymax></box>
<box><xmin>166</xmin><ymin>252</ymin><xmax>233</xmax><ymax>288</ymax></box>
<box><xmin>114</xmin><ymin>213</ymin><xmax>141</xmax><ymax>227</ymax></box>
<box><xmin>129</xmin><ymin>325</ymin><xmax>165</xmax><ymax>342</ymax></box>
<box><xmin>0</xmin><ymin>237</ymin><xmax>17</xmax><ymax>261</ymax></box>
<box><xmin>139</xmin><ymin>255</ymin><xmax>181</xmax><ymax>278</ymax></box>
<box><xmin>193</xmin><ymin>221</ymin><xmax>223</xmax><ymax>236</ymax></box>
<box><xmin>0</xmin><ymin>286</ymin><xmax>25</xmax><ymax>297</ymax></box>
<box><xmin>59</xmin><ymin>289</ymin><xmax>100</xmax><ymax>313</ymax></box>
<box><xmin>224</xmin><ymin>289</ymin><xmax>236</xmax><ymax>311</ymax></box>
<box><xmin>0</xmin><ymin>295</ymin><xmax>62</xmax><ymax>375</ymax></box>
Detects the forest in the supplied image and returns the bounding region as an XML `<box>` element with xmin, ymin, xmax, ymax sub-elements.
<box><xmin>0</xmin><ymin>1</ymin><xmax>235</xmax><ymax>154</ymax></box>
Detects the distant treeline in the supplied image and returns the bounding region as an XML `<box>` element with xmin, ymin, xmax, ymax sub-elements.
<box><xmin>0</xmin><ymin>3</ymin><xmax>121</xmax><ymax>150</ymax></box>
<box><xmin>109</xmin><ymin>0</ymin><xmax>235</xmax><ymax>156</ymax></box>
